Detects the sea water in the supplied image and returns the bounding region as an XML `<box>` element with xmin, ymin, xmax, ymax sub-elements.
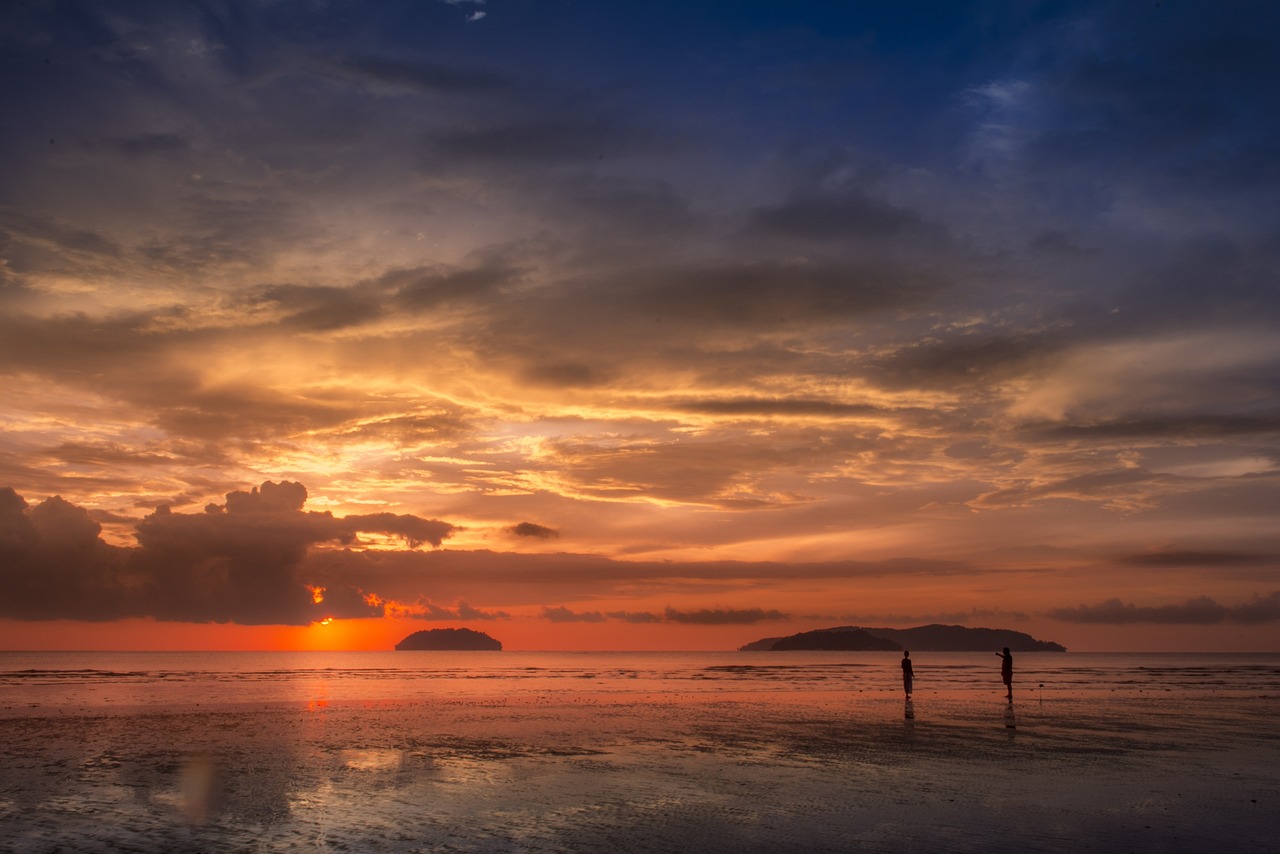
<box><xmin>3</xmin><ymin>649</ymin><xmax>1278</xmax><ymax>711</ymax></box>
<box><xmin>1</xmin><ymin>650</ymin><xmax>1278</xmax><ymax>852</ymax></box>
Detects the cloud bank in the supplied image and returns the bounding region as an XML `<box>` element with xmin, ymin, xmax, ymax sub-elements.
<box><xmin>0</xmin><ymin>483</ymin><xmax>454</xmax><ymax>626</ymax></box>
<box><xmin>1048</xmin><ymin>594</ymin><xmax>1280</xmax><ymax>625</ymax></box>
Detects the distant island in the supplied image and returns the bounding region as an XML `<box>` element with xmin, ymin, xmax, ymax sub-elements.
<box><xmin>394</xmin><ymin>628</ymin><xmax>503</xmax><ymax>651</ymax></box>
<box><xmin>740</xmin><ymin>624</ymin><xmax>1066</xmax><ymax>652</ymax></box>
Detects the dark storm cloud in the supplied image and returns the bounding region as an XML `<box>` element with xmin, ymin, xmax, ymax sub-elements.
<box><xmin>0</xmin><ymin>482</ymin><xmax>455</xmax><ymax>625</ymax></box>
<box><xmin>1047</xmin><ymin>593</ymin><xmax>1280</xmax><ymax>625</ymax></box>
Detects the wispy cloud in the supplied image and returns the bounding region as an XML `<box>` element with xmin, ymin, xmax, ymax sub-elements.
<box><xmin>1047</xmin><ymin>594</ymin><xmax>1280</xmax><ymax>625</ymax></box>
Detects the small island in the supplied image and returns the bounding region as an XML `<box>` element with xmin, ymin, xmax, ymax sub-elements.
<box><xmin>740</xmin><ymin>624</ymin><xmax>1065</xmax><ymax>652</ymax></box>
<box><xmin>394</xmin><ymin>628</ymin><xmax>503</xmax><ymax>651</ymax></box>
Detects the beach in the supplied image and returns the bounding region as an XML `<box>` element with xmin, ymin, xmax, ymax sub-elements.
<box><xmin>1</xmin><ymin>652</ymin><xmax>1276</xmax><ymax>852</ymax></box>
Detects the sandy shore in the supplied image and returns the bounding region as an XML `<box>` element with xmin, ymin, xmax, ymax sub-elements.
<box><xmin>0</xmin><ymin>688</ymin><xmax>1275</xmax><ymax>853</ymax></box>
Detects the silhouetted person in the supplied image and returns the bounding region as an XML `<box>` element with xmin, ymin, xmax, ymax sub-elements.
<box><xmin>996</xmin><ymin>647</ymin><xmax>1013</xmax><ymax>701</ymax></box>
<box><xmin>901</xmin><ymin>650</ymin><xmax>914</xmax><ymax>698</ymax></box>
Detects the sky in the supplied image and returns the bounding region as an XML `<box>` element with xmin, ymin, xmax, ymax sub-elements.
<box><xmin>1</xmin><ymin>0</ymin><xmax>1279</xmax><ymax>652</ymax></box>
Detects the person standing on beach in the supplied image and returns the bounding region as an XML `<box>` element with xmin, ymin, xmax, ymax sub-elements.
<box><xmin>901</xmin><ymin>650</ymin><xmax>914</xmax><ymax>698</ymax></box>
<box><xmin>996</xmin><ymin>648</ymin><xmax>1013</xmax><ymax>701</ymax></box>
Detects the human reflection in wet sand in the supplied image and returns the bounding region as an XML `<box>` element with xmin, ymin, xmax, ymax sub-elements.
<box><xmin>1003</xmin><ymin>703</ymin><xmax>1016</xmax><ymax>732</ymax></box>
<box><xmin>904</xmin><ymin>698</ymin><xmax>915</xmax><ymax>720</ymax></box>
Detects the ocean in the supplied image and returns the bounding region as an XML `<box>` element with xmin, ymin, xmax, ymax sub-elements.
<box><xmin>1</xmin><ymin>651</ymin><xmax>1278</xmax><ymax>852</ymax></box>
<box><xmin>4</xmin><ymin>649</ymin><xmax>1279</xmax><ymax>711</ymax></box>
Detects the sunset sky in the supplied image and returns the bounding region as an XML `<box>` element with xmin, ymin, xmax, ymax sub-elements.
<box><xmin>2</xmin><ymin>1</ymin><xmax>1279</xmax><ymax>652</ymax></box>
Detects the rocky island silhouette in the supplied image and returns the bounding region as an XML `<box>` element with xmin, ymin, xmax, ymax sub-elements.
<box><xmin>739</xmin><ymin>624</ymin><xmax>1065</xmax><ymax>652</ymax></box>
<box><xmin>395</xmin><ymin>628</ymin><xmax>503</xmax><ymax>651</ymax></box>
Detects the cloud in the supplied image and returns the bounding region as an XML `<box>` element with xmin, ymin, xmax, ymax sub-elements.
<box><xmin>670</xmin><ymin>397</ymin><xmax>885</xmax><ymax>418</ymax></box>
<box><xmin>0</xmin><ymin>482</ymin><xmax>455</xmax><ymax>625</ymax></box>
<box><xmin>4</xmin><ymin>483</ymin><xmax>978</xmax><ymax>627</ymax></box>
<box><xmin>3</xmin><ymin>1</ymin><xmax>1280</xmax><ymax>646</ymax></box>
<box><xmin>335</xmin><ymin>56</ymin><xmax>504</xmax><ymax>95</ymax></box>
<box><xmin>802</xmin><ymin>609</ymin><xmax>1029</xmax><ymax>625</ymax></box>
<box><xmin>663</xmin><ymin>606</ymin><xmax>789</xmax><ymax>625</ymax></box>
<box><xmin>970</xmin><ymin>467</ymin><xmax>1175</xmax><ymax>510</ymax></box>
<box><xmin>1117</xmin><ymin>551</ymin><xmax>1274</xmax><ymax>568</ymax></box>
<box><xmin>303</xmin><ymin>549</ymin><xmax>983</xmax><ymax>608</ymax></box>
<box><xmin>1230</xmin><ymin>592</ymin><xmax>1280</xmax><ymax>624</ymax></box>
<box><xmin>1046</xmin><ymin>593</ymin><xmax>1280</xmax><ymax>625</ymax></box>
<box><xmin>543</xmin><ymin>605</ymin><xmax>781</xmax><ymax>625</ymax></box>
<box><xmin>606</xmin><ymin>610</ymin><xmax>663</xmax><ymax>624</ymax></box>
<box><xmin>385</xmin><ymin>262</ymin><xmax>524</xmax><ymax>313</ymax></box>
<box><xmin>542</xmin><ymin>605</ymin><xmax>607</xmax><ymax>623</ymax></box>
<box><xmin>396</xmin><ymin>599</ymin><xmax>508</xmax><ymax>621</ymax></box>
<box><xmin>250</xmin><ymin>284</ymin><xmax>385</xmax><ymax>332</ymax></box>
<box><xmin>621</xmin><ymin>260</ymin><xmax>944</xmax><ymax>329</ymax></box>
<box><xmin>1025</xmin><ymin>415</ymin><xmax>1280</xmax><ymax>441</ymax></box>
<box><xmin>429</xmin><ymin>118</ymin><xmax>640</xmax><ymax>164</ymax></box>
<box><xmin>745</xmin><ymin>191</ymin><xmax>941</xmax><ymax>244</ymax></box>
<box><xmin>222</xmin><ymin>481</ymin><xmax>307</xmax><ymax>513</ymax></box>
<box><xmin>510</xmin><ymin>522</ymin><xmax>559</xmax><ymax>540</ymax></box>
<box><xmin>870</xmin><ymin>333</ymin><xmax>1068</xmax><ymax>391</ymax></box>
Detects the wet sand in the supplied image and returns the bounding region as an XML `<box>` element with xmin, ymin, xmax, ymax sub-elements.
<box><xmin>1</xmin><ymin>688</ymin><xmax>1276</xmax><ymax>853</ymax></box>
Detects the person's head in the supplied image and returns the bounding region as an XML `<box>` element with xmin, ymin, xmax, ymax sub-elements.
<box><xmin>1002</xmin><ymin>647</ymin><xmax>1010</xmax><ymax>655</ymax></box>
<box><xmin>904</xmin><ymin>650</ymin><xmax>910</xmax><ymax>657</ymax></box>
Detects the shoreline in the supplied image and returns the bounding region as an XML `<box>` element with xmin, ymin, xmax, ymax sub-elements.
<box><xmin>3</xmin><ymin>687</ymin><xmax>1278</xmax><ymax>852</ymax></box>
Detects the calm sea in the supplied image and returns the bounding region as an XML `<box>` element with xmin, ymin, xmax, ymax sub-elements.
<box><xmin>3</xmin><ymin>650</ymin><xmax>1278</xmax><ymax>713</ymax></box>
<box><xmin>2</xmin><ymin>650</ymin><xmax>1278</xmax><ymax>852</ymax></box>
